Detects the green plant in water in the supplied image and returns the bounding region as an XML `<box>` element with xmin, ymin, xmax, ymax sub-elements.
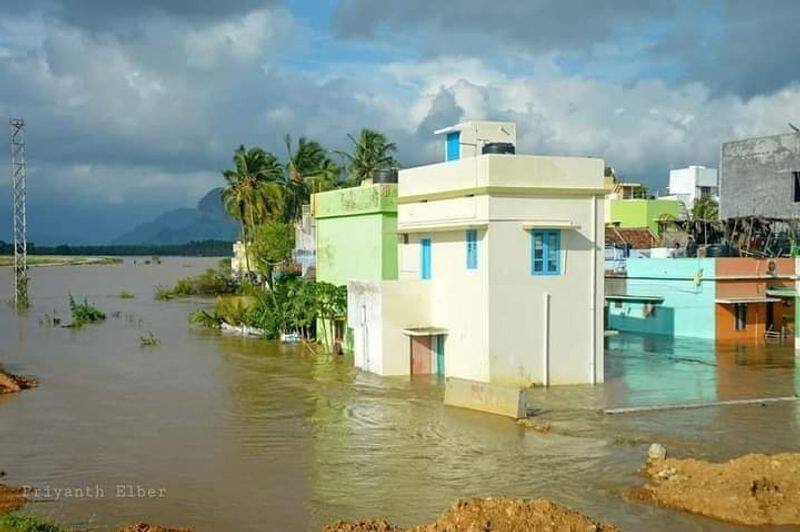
<box><xmin>38</xmin><ymin>310</ymin><xmax>60</xmax><ymax>327</ymax></box>
<box><xmin>153</xmin><ymin>285</ymin><xmax>174</xmax><ymax>301</ymax></box>
<box><xmin>66</xmin><ymin>294</ymin><xmax>106</xmax><ymax>328</ymax></box>
<box><xmin>0</xmin><ymin>512</ymin><xmax>67</xmax><ymax>532</ymax></box>
<box><xmin>138</xmin><ymin>331</ymin><xmax>160</xmax><ymax>347</ymax></box>
<box><xmin>188</xmin><ymin>309</ymin><xmax>222</xmax><ymax>328</ymax></box>
<box><xmin>118</xmin><ymin>290</ymin><xmax>135</xmax><ymax>299</ymax></box>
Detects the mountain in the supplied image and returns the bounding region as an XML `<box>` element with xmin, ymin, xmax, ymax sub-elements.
<box><xmin>111</xmin><ymin>188</ymin><xmax>239</xmax><ymax>245</ymax></box>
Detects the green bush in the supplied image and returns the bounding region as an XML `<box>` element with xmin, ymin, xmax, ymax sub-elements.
<box><xmin>118</xmin><ymin>290</ymin><xmax>135</xmax><ymax>299</ymax></box>
<box><xmin>139</xmin><ymin>331</ymin><xmax>160</xmax><ymax>347</ymax></box>
<box><xmin>67</xmin><ymin>294</ymin><xmax>106</xmax><ymax>327</ymax></box>
<box><xmin>188</xmin><ymin>309</ymin><xmax>222</xmax><ymax>328</ymax></box>
<box><xmin>158</xmin><ymin>268</ymin><xmax>237</xmax><ymax>300</ymax></box>
<box><xmin>0</xmin><ymin>513</ymin><xmax>66</xmax><ymax>532</ymax></box>
<box><xmin>215</xmin><ymin>296</ymin><xmax>256</xmax><ymax>326</ymax></box>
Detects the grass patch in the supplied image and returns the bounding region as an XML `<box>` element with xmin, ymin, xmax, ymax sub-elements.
<box><xmin>66</xmin><ymin>294</ymin><xmax>106</xmax><ymax>327</ymax></box>
<box><xmin>0</xmin><ymin>256</ymin><xmax>121</xmax><ymax>267</ymax></box>
<box><xmin>0</xmin><ymin>513</ymin><xmax>66</xmax><ymax>532</ymax></box>
<box><xmin>155</xmin><ymin>265</ymin><xmax>236</xmax><ymax>300</ymax></box>
<box><xmin>118</xmin><ymin>290</ymin><xmax>135</xmax><ymax>299</ymax></box>
<box><xmin>138</xmin><ymin>331</ymin><xmax>160</xmax><ymax>347</ymax></box>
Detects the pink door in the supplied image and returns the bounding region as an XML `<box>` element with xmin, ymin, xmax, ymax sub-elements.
<box><xmin>410</xmin><ymin>336</ymin><xmax>432</xmax><ymax>375</ymax></box>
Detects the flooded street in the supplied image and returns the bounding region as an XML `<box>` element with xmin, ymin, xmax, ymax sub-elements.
<box><xmin>1</xmin><ymin>258</ymin><xmax>799</xmax><ymax>531</ymax></box>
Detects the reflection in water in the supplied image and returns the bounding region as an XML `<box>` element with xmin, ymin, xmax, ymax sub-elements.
<box><xmin>0</xmin><ymin>262</ymin><xmax>798</xmax><ymax>531</ymax></box>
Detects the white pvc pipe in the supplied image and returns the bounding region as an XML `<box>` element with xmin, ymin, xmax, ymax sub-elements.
<box><xmin>543</xmin><ymin>291</ymin><xmax>550</xmax><ymax>386</ymax></box>
<box><xmin>589</xmin><ymin>195</ymin><xmax>597</xmax><ymax>384</ymax></box>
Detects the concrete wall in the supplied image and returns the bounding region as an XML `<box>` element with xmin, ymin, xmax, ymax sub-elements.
<box><xmin>313</xmin><ymin>184</ymin><xmax>398</xmax><ymax>285</ymax></box>
<box><xmin>396</xmin><ymin>153</ymin><xmax>605</xmax><ymax>387</ymax></box>
<box><xmin>720</xmin><ymin>133</ymin><xmax>800</xmax><ymax>219</ymax></box>
<box><xmin>485</xmin><ymin>195</ymin><xmax>604</xmax><ymax>386</ymax></box>
<box><xmin>609</xmin><ymin>199</ymin><xmax>679</xmax><ymax>235</ymax></box>
<box><xmin>607</xmin><ymin>258</ymin><xmax>716</xmax><ymax>339</ymax></box>
<box><xmin>439</xmin><ymin>121</ymin><xmax>516</xmax><ymax>160</ymax></box>
<box><xmin>348</xmin><ymin>280</ymin><xmax>431</xmax><ymax>376</ymax></box>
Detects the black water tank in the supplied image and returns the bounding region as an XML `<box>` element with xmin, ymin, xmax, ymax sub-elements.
<box><xmin>373</xmin><ymin>168</ymin><xmax>398</xmax><ymax>183</ymax></box>
<box><xmin>482</xmin><ymin>142</ymin><xmax>515</xmax><ymax>155</ymax></box>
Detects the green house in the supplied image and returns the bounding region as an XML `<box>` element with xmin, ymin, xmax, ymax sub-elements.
<box><xmin>312</xmin><ymin>183</ymin><xmax>399</xmax><ymax>286</ymax></box>
<box><xmin>609</xmin><ymin>198</ymin><xmax>679</xmax><ymax>236</ymax></box>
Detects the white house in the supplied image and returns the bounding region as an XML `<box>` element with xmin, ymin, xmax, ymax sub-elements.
<box><xmin>666</xmin><ymin>165</ymin><xmax>719</xmax><ymax>214</ymax></box>
<box><xmin>347</xmin><ymin>121</ymin><xmax>606</xmax><ymax>414</ymax></box>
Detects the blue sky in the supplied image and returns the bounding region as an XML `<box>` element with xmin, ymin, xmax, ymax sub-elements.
<box><xmin>0</xmin><ymin>0</ymin><xmax>799</xmax><ymax>243</ymax></box>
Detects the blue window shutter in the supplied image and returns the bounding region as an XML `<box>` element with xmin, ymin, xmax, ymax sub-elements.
<box><xmin>531</xmin><ymin>230</ymin><xmax>561</xmax><ymax>276</ymax></box>
<box><xmin>421</xmin><ymin>238</ymin><xmax>432</xmax><ymax>280</ymax></box>
<box><xmin>466</xmin><ymin>229</ymin><xmax>477</xmax><ymax>269</ymax></box>
<box><xmin>446</xmin><ymin>132</ymin><xmax>460</xmax><ymax>161</ymax></box>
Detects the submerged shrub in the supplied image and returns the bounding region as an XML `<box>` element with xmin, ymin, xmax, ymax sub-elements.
<box><xmin>157</xmin><ymin>267</ymin><xmax>237</xmax><ymax>300</ymax></box>
<box><xmin>153</xmin><ymin>285</ymin><xmax>173</xmax><ymax>301</ymax></box>
<box><xmin>138</xmin><ymin>331</ymin><xmax>160</xmax><ymax>347</ymax></box>
<box><xmin>67</xmin><ymin>294</ymin><xmax>106</xmax><ymax>327</ymax></box>
<box><xmin>188</xmin><ymin>309</ymin><xmax>222</xmax><ymax>328</ymax></box>
<box><xmin>118</xmin><ymin>290</ymin><xmax>135</xmax><ymax>299</ymax></box>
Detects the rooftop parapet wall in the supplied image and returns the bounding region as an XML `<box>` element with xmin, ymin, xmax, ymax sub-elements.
<box><xmin>398</xmin><ymin>154</ymin><xmax>605</xmax><ymax>201</ymax></box>
<box><xmin>312</xmin><ymin>184</ymin><xmax>397</xmax><ymax>219</ymax></box>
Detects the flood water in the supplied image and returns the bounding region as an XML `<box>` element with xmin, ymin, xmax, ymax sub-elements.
<box><xmin>1</xmin><ymin>258</ymin><xmax>799</xmax><ymax>531</ymax></box>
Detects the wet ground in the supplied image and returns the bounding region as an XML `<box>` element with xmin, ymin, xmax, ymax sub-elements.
<box><xmin>0</xmin><ymin>259</ymin><xmax>798</xmax><ymax>531</ymax></box>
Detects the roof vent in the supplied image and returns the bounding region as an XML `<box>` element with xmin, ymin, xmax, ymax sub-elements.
<box><xmin>373</xmin><ymin>168</ymin><xmax>398</xmax><ymax>184</ymax></box>
<box><xmin>482</xmin><ymin>142</ymin><xmax>515</xmax><ymax>155</ymax></box>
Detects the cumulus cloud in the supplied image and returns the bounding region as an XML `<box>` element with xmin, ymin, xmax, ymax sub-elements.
<box><xmin>0</xmin><ymin>0</ymin><xmax>798</xmax><ymax>243</ymax></box>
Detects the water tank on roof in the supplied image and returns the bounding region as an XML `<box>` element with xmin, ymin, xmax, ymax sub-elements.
<box><xmin>373</xmin><ymin>168</ymin><xmax>398</xmax><ymax>183</ymax></box>
<box><xmin>482</xmin><ymin>142</ymin><xmax>515</xmax><ymax>155</ymax></box>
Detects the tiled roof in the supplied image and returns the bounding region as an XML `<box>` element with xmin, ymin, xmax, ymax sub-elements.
<box><xmin>605</xmin><ymin>226</ymin><xmax>657</xmax><ymax>249</ymax></box>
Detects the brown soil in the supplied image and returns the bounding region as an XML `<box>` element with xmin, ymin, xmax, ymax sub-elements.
<box><xmin>516</xmin><ymin>418</ymin><xmax>552</xmax><ymax>433</ymax></box>
<box><xmin>324</xmin><ymin>498</ymin><xmax>619</xmax><ymax>531</ymax></box>
<box><xmin>636</xmin><ymin>452</ymin><xmax>800</xmax><ymax>526</ymax></box>
<box><xmin>117</xmin><ymin>524</ymin><xmax>192</xmax><ymax>532</ymax></box>
<box><xmin>0</xmin><ymin>483</ymin><xmax>27</xmax><ymax>515</ymax></box>
<box><xmin>0</xmin><ymin>369</ymin><xmax>38</xmax><ymax>394</ymax></box>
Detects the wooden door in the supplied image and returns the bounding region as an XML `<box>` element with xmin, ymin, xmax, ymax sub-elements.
<box><xmin>410</xmin><ymin>336</ymin><xmax>432</xmax><ymax>375</ymax></box>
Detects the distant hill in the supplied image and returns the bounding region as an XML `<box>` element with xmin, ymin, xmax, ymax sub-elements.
<box><xmin>112</xmin><ymin>188</ymin><xmax>239</xmax><ymax>245</ymax></box>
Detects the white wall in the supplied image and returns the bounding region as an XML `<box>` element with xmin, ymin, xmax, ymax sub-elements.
<box><xmin>669</xmin><ymin>166</ymin><xmax>719</xmax><ymax>206</ymax></box>
<box><xmin>486</xmin><ymin>196</ymin><xmax>604</xmax><ymax>386</ymax></box>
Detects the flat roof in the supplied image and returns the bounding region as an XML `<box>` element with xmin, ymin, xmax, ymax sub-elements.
<box><xmin>715</xmin><ymin>296</ymin><xmax>781</xmax><ymax>304</ymax></box>
<box><xmin>402</xmin><ymin>327</ymin><xmax>448</xmax><ymax>337</ymax></box>
<box><xmin>606</xmin><ymin>295</ymin><xmax>664</xmax><ymax>303</ymax></box>
<box><xmin>521</xmin><ymin>220</ymin><xmax>581</xmax><ymax>230</ymax></box>
<box><xmin>398</xmin><ymin>221</ymin><xmax>489</xmax><ymax>234</ymax></box>
<box><xmin>766</xmin><ymin>288</ymin><xmax>797</xmax><ymax>297</ymax></box>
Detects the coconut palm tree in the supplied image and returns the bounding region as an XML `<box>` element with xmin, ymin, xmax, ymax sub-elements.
<box><xmin>690</xmin><ymin>197</ymin><xmax>720</xmax><ymax>245</ymax></box>
<box><xmin>221</xmin><ymin>145</ymin><xmax>284</xmax><ymax>273</ymax></box>
<box><xmin>283</xmin><ymin>135</ymin><xmax>342</xmax><ymax>221</ymax></box>
<box><xmin>336</xmin><ymin>128</ymin><xmax>398</xmax><ymax>185</ymax></box>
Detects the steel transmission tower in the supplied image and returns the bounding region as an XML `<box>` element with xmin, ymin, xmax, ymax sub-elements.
<box><xmin>9</xmin><ymin>118</ymin><xmax>28</xmax><ymax>308</ymax></box>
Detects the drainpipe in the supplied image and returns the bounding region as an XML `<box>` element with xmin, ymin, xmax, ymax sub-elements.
<box><xmin>589</xmin><ymin>195</ymin><xmax>597</xmax><ymax>384</ymax></box>
<box><xmin>543</xmin><ymin>292</ymin><xmax>550</xmax><ymax>386</ymax></box>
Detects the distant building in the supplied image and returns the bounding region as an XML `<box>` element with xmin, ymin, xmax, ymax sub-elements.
<box><xmin>665</xmin><ymin>165</ymin><xmax>718</xmax><ymax>212</ymax></box>
<box><xmin>608</xmin><ymin>198</ymin><xmax>679</xmax><ymax>236</ymax></box>
<box><xmin>348</xmin><ymin>120</ymin><xmax>606</xmax><ymax>416</ymax></box>
<box><xmin>606</xmin><ymin>257</ymin><xmax>796</xmax><ymax>344</ymax></box>
<box><xmin>720</xmin><ymin>133</ymin><xmax>800</xmax><ymax>219</ymax></box>
<box><xmin>293</xmin><ymin>204</ymin><xmax>316</xmax><ymax>277</ymax></box>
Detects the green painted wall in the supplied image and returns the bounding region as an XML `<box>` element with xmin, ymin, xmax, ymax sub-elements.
<box><xmin>313</xmin><ymin>184</ymin><xmax>398</xmax><ymax>286</ymax></box>
<box><xmin>610</xmin><ymin>199</ymin><xmax>679</xmax><ymax>235</ymax></box>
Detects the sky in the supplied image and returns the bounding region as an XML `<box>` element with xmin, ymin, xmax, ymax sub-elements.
<box><xmin>1</xmin><ymin>0</ymin><xmax>800</xmax><ymax>243</ymax></box>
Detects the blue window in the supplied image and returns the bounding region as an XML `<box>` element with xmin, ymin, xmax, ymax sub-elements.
<box><xmin>531</xmin><ymin>230</ymin><xmax>561</xmax><ymax>275</ymax></box>
<box><xmin>446</xmin><ymin>132</ymin><xmax>460</xmax><ymax>161</ymax></box>
<box><xmin>421</xmin><ymin>238</ymin><xmax>432</xmax><ymax>280</ymax></box>
<box><xmin>466</xmin><ymin>229</ymin><xmax>478</xmax><ymax>269</ymax></box>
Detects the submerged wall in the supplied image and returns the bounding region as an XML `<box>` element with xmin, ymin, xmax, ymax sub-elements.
<box><xmin>607</xmin><ymin>258</ymin><xmax>716</xmax><ymax>339</ymax></box>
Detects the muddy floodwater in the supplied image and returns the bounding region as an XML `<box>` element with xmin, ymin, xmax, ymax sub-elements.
<box><xmin>1</xmin><ymin>258</ymin><xmax>799</xmax><ymax>531</ymax></box>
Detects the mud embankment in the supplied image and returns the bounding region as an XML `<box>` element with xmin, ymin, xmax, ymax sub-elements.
<box><xmin>324</xmin><ymin>497</ymin><xmax>619</xmax><ymax>531</ymax></box>
<box><xmin>0</xmin><ymin>369</ymin><xmax>38</xmax><ymax>394</ymax></box>
<box><xmin>0</xmin><ymin>484</ymin><xmax>27</xmax><ymax>514</ymax></box>
<box><xmin>636</xmin><ymin>452</ymin><xmax>800</xmax><ymax>526</ymax></box>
